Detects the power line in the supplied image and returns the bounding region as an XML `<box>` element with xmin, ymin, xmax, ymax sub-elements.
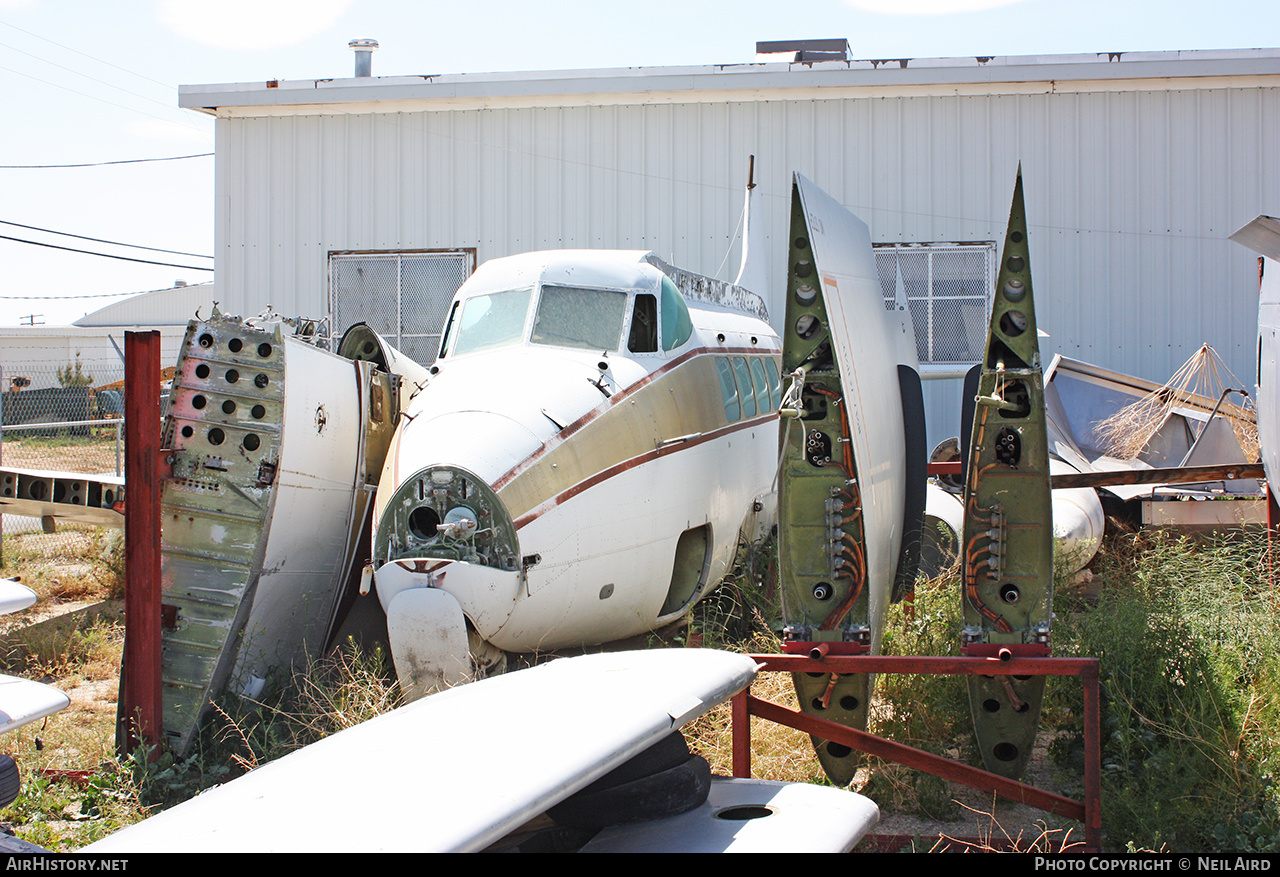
<box><xmin>0</xmin><ymin>220</ymin><xmax>212</xmax><ymax>258</ymax></box>
<box><xmin>0</xmin><ymin>19</ymin><xmax>174</xmax><ymax>90</ymax></box>
<box><xmin>0</xmin><ymin>291</ymin><xmax>161</xmax><ymax>300</ymax></box>
<box><xmin>0</xmin><ymin>38</ymin><xmax>181</xmax><ymax>115</ymax></box>
<box><xmin>0</xmin><ymin>61</ymin><xmax>203</xmax><ymax>132</ymax></box>
<box><xmin>0</xmin><ymin>234</ymin><xmax>214</xmax><ymax>271</ymax></box>
<box><xmin>0</xmin><ymin>153</ymin><xmax>212</xmax><ymax>169</ymax></box>
<box><xmin>0</xmin><ymin>21</ymin><xmax>212</xmax><ymax>147</ymax></box>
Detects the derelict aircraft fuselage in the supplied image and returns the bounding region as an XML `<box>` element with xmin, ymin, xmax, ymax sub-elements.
<box><xmin>369</xmin><ymin>249</ymin><xmax>783</xmax><ymax>695</ymax></box>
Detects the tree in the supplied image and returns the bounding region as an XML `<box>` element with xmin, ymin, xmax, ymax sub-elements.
<box><xmin>56</xmin><ymin>351</ymin><xmax>94</xmax><ymax>388</ymax></box>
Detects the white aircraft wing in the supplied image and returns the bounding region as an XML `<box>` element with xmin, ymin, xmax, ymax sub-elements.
<box><xmin>0</xmin><ymin>579</ymin><xmax>37</xmax><ymax>615</ymax></box>
<box><xmin>0</xmin><ymin>580</ymin><xmax>70</xmax><ymax>737</ymax></box>
<box><xmin>0</xmin><ymin>675</ymin><xmax>70</xmax><ymax>736</ymax></box>
<box><xmin>88</xmin><ymin>649</ymin><xmax>759</xmax><ymax>853</ymax></box>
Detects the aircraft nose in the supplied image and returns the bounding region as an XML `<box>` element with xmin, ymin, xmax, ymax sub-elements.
<box><xmin>373</xmin><ymin>463</ymin><xmax>520</xmax><ymax>577</ymax></box>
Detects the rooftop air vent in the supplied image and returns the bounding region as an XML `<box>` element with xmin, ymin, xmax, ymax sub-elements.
<box><xmin>349</xmin><ymin>39</ymin><xmax>379</xmax><ymax>77</ymax></box>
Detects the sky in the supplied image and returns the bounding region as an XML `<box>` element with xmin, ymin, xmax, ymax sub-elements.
<box><xmin>0</xmin><ymin>0</ymin><xmax>1276</xmax><ymax>326</ymax></box>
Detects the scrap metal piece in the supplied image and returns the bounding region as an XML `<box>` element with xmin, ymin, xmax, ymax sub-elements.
<box><xmin>156</xmin><ymin>314</ymin><xmax>392</xmax><ymax>756</ymax></box>
<box><xmin>0</xmin><ymin>467</ymin><xmax>123</xmax><ymax>528</ymax></box>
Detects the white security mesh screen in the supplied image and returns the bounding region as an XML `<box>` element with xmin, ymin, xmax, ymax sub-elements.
<box><xmin>875</xmin><ymin>242</ymin><xmax>995</xmax><ymax>365</ymax></box>
<box><xmin>329</xmin><ymin>251</ymin><xmax>474</xmax><ymax>366</ymax></box>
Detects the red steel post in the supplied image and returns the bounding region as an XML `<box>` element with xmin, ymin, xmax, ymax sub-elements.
<box><xmin>121</xmin><ymin>331</ymin><xmax>163</xmax><ymax>756</ymax></box>
<box><xmin>731</xmin><ymin>688</ymin><xmax>751</xmax><ymax>778</ymax></box>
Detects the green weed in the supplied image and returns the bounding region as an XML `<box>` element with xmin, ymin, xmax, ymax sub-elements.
<box><xmin>1051</xmin><ymin>530</ymin><xmax>1280</xmax><ymax>851</ymax></box>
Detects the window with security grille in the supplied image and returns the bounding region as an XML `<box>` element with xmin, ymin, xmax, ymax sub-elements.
<box><xmin>329</xmin><ymin>251</ymin><xmax>475</xmax><ymax>367</ymax></box>
<box><xmin>874</xmin><ymin>242</ymin><xmax>996</xmax><ymax>366</ymax></box>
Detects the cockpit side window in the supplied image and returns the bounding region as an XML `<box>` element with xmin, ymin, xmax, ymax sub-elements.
<box><xmin>628</xmin><ymin>293</ymin><xmax>659</xmax><ymax>353</ymax></box>
<box><xmin>532</xmin><ymin>285</ymin><xmax>628</xmax><ymax>352</ymax></box>
<box><xmin>660</xmin><ymin>276</ymin><xmax>693</xmax><ymax>351</ymax></box>
<box><xmin>437</xmin><ymin>300</ymin><xmax>460</xmax><ymax>359</ymax></box>
<box><xmin>449</xmin><ymin>288</ymin><xmax>533</xmax><ymax>357</ymax></box>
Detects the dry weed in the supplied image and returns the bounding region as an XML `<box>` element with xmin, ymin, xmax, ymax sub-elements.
<box><xmin>1094</xmin><ymin>344</ymin><xmax>1257</xmax><ymax>461</ymax></box>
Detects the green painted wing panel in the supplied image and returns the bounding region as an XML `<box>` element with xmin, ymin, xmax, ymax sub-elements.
<box><xmin>777</xmin><ymin>184</ymin><xmax>873</xmax><ymax>786</ymax></box>
<box><xmin>961</xmin><ymin>171</ymin><xmax>1054</xmax><ymax>779</ymax></box>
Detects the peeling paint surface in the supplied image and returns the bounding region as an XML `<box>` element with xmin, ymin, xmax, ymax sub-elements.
<box><xmin>159</xmin><ymin>314</ymin><xmax>380</xmax><ymax>756</ymax></box>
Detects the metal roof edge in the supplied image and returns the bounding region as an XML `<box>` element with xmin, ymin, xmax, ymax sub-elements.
<box><xmin>179</xmin><ymin>48</ymin><xmax>1280</xmax><ymax>114</ymax></box>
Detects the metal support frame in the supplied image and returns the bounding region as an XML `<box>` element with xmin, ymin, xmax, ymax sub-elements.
<box><xmin>120</xmin><ymin>331</ymin><xmax>163</xmax><ymax>757</ymax></box>
<box><xmin>732</xmin><ymin>652</ymin><xmax>1102</xmax><ymax>852</ymax></box>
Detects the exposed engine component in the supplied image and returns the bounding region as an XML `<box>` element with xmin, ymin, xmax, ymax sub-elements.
<box><xmin>374</xmin><ymin>465</ymin><xmax>519</xmax><ymax>571</ymax></box>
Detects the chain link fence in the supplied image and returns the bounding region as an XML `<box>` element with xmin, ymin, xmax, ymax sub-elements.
<box><xmin>329</xmin><ymin>251</ymin><xmax>474</xmax><ymax>366</ymax></box>
<box><xmin>874</xmin><ymin>242</ymin><xmax>996</xmax><ymax>367</ymax></box>
<box><xmin>1</xmin><ymin>363</ymin><xmax>126</xmax><ymax>570</ymax></box>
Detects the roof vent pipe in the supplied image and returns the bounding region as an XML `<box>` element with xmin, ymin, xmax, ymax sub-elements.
<box><xmin>349</xmin><ymin>39</ymin><xmax>378</xmax><ymax>77</ymax></box>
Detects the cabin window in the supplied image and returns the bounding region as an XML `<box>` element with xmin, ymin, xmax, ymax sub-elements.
<box><xmin>733</xmin><ymin>358</ymin><xmax>757</xmax><ymax>418</ymax></box>
<box><xmin>715</xmin><ymin>358</ymin><xmax>740</xmax><ymax>422</ymax></box>
<box><xmin>764</xmin><ymin>358</ymin><xmax>782</xmax><ymax>411</ymax></box>
<box><xmin>532</xmin><ymin>285</ymin><xmax>628</xmax><ymax>352</ymax></box>
<box><xmin>628</xmin><ymin>293</ymin><xmax>659</xmax><ymax>353</ymax></box>
<box><xmin>749</xmin><ymin>357</ymin><xmax>772</xmax><ymax>414</ymax></box>
<box><xmin>660</xmin><ymin>276</ymin><xmax>693</xmax><ymax>350</ymax></box>
<box><xmin>449</xmin><ymin>288</ymin><xmax>533</xmax><ymax>357</ymax></box>
<box><xmin>329</xmin><ymin>250</ymin><xmax>475</xmax><ymax>365</ymax></box>
<box><xmin>874</xmin><ymin>242</ymin><xmax>996</xmax><ymax>368</ymax></box>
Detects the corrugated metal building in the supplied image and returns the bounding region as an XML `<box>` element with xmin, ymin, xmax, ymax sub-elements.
<box><xmin>180</xmin><ymin>48</ymin><xmax>1280</xmax><ymax>447</ymax></box>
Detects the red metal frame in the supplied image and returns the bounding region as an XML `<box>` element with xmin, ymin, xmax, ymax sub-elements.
<box><xmin>120</xmin><ymin>331</ymin><xmax>163</xmax><ymax>757</ymax></box>
<box><xmin>732</xmin><ymin>652</ymin><xmax>1102</xmax><ymax>852</ymax></box>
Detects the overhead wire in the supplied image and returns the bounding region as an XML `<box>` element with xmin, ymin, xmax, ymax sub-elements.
<box><xmin>0</xmin><ymin>153</ymin><xmax>211</xmax><ymax>169</ymax></box>
<box><xmin>0</xmin><ymin>20</ymin><xmax>213</xmax><ymax>146</ymax></box>
<box><xmin>0</xmin><ymin>235</ymin><xmax>213</xmax><ymax>271</ymax></box>
<box><xmin>0</xmin><ymin>290</ymin><xmax>192</xmax><ymax>300</ymax></box>
<box><xmin>0</xmin><ymin>62</ymin><xmax>202</xmax><ymax>132</ymax></box>
<box><xmin>0</xmin><ymin>39</ymin><xmax>189</xmax><ymax>115</ymax></box>
<box><xmin>0</xmin><ymin>19</ymin><xmax>174</xmax><ymax>90</ymax></box>
<box><xmin>0</xmin><ymin>219</ymin><xmax>212</xmax><ymax>259</ymax></box>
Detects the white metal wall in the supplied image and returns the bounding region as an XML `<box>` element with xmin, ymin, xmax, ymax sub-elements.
<box><xmin>213</xmin><ymin>84</ymin><xmax>1280</xmax><ymax>447</ymax></box>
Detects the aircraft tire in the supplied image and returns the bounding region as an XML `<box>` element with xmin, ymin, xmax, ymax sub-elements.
<box><xmin>548</xmin><ymin>754</ymin><xmax>711</xmax><ymax>829</ymax></box>
<box><xmin>0</xmin><ymin>755</ymin><xmax>19</xmax><ymax>809</ymax></box>
<box><xmin>576</xmin><ymin>731</ymin><xmax>691</xmax><ymax>792</ymax></box>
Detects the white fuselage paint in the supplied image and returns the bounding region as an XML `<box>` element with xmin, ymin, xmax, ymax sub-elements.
<box><xmin>1258</xmin><ymin>255</ymin><xmax>1280</xmax><ymax>497</ymax></box>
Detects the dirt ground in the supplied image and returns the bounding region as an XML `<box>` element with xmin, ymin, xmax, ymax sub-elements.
<box><xmin>0</xmin><ymin>433</ymin><xmax>123</xmax><ymax>476</ymax></box>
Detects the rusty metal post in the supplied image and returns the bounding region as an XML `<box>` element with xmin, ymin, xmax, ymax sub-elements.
<box><xmin>731</xmin><ymin>688</ymin><xmax>751</xmax><ymax>778</ymax></box>
<box><xmin>120</xmin><ymin>331</ymin><xmax>163</xmax><ymax>757</ymax></box>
